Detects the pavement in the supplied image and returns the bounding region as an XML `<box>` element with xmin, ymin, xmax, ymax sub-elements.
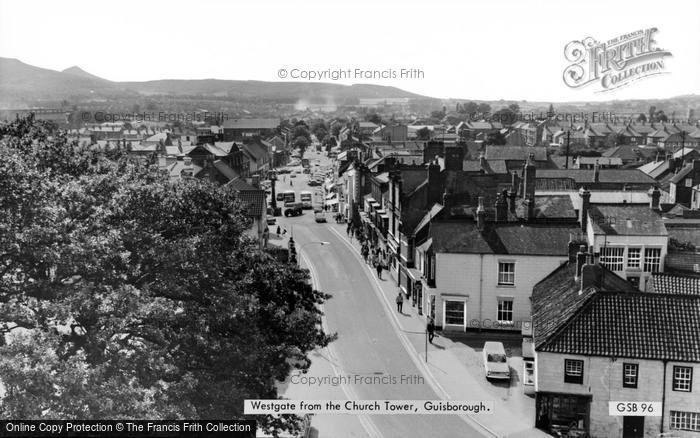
<box><xmin>268</xmin><ymin>150</ymin><xmax>550</xmax><ymax>438</ymax></box>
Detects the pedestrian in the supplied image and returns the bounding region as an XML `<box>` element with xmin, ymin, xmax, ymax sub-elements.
<box><xmin>276</xmin><ymin>225</ymin><xmax>281</xmax><ymax>236</ymax></box>
<box><xmin>361</xmin><ymin>244</ymin><xmax>369</xmax><ymax>263</ymax></box>
<box><xmin>396</xmin><ymin>291</ymin><xmax>404</xmax><ymax>313</ymax></box>
<box><xmin>376</xmin><ymin>260</ymin><xmax>383</xmax><ymax>279</ymax></box>
<box><xmin>427</xmin><ymin>317</ymin><xmax>435</xmax><ymax>343</ymax></box>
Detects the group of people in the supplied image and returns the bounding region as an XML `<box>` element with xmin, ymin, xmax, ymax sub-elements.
<box><xmin>361</xmin><ymin>242</ymin><xmax>387</xmax><ymax>279</ymax></box>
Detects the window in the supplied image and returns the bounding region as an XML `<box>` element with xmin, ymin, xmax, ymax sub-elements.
<box><xmin>623</xmin><ymin>363</ymin><xmax>638</xmax><ymax>388</ymax></box>
<box><xmin>600</xmin><ymin>247</ymin><xmax>624</xmax><ymax>271</ymax></box>
<box><xmin>497</xmin><ymin>299</ymin><xmax>513</xmax><ymax>323</ymax></box>
<box><xmin>686</xmin><ymin>178</ymin><xmax>693</xmax><ymax>188</ymax></box>
<box><xmin>670</xmin><ymin>411</ymin><xmax>700</xmax><ymax>432</ymax></box>
<box><xmin>444</xmin><ymin>300</ymin><xmax>465</xmax><ymax>326</ymax></box>
<box><xmin>498</xmin><ymin>262</ymin><xmax>515</xmax><ymax>285</ymax></box>
<box><xmin>627</xmin><ymin>247</ymin><xmax>641</xmax><ymax>269</ymax></box>
<box><xmin>564</xmin><ymin>359</ymin><xmax>584</xmax><ymax>384</ymax></box>
<box><xmin>644</xmin><ymin>248</ymin><xmax>661</xmax><ymax>273</ymax></box>
<box><xmin>673</xmin><ymin>366</ymin><xmax>693</xmax><ymax>392</ymax></box>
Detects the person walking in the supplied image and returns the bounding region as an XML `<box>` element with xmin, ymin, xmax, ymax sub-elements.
<box><xmin>427</xmin><ymin>317</ymin><xmax>435</xmax><ymax>343</ymax></box>
<box><xmin>276</xmin><ymin>225</ymin><xmax>281</xmax><ymax>236</ymax></box>
<box><xmin>375</xmin><ymin>259</ymin><xmax>383</xmax><ymax>279</ymax></box>
<box><xmin>361</xmin><ymin>244</ymin><xmax>369</xmax><ymax>263</ymax></box>
<box><xmin>396</xmin><ymin>291</ymin><xmax>404</xmax><ymax>313</ymax></box>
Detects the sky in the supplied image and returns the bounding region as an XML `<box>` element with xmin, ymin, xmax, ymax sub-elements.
<box><xmin>1</xmin><ymin>0</ymin><xmax>699</xmax><ymax>102</ymax></box>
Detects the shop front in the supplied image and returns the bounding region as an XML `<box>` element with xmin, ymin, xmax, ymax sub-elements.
<box><xmin>535</xmin><ymin>392</ymin><xmax>590</xmax><ymax>437</ymax></box>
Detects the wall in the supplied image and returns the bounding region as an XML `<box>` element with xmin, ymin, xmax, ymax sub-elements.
<box><xmin>433</xmin><ymin>253</ymin><xmax>566</xmax><ymax>331</ymax></box>
<box><xmin>536</xmin><ymin>352</ymin><xmax>700</xmax><ymax>438</ymax></box>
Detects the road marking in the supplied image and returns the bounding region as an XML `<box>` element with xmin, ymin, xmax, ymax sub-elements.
<box><xmin>300</xmin><ymin>250</ymin><xmax>383</xmax><ymax>438</ymax></box>
<box><xmin>328</xmin><ymin>226</ymin><xmax>501</xmax><ymax>438</ymax></box>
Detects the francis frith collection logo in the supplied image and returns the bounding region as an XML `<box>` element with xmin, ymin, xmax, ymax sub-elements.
<box><xmin>563</xmin><ymin>28</ymin><xmax>672</xmax><ymax>92</ymax></box>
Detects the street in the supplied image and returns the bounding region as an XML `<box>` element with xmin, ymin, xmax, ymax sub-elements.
<box><xmin>272</xmin><ymin>150</ymin><xmax>490</xmax><ymax>438</ymax></box>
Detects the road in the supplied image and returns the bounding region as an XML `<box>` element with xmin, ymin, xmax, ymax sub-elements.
<box><xmin>272</xmin><ymin>151</ymin><xmax>488</xmax><ymax>438</ymax></box>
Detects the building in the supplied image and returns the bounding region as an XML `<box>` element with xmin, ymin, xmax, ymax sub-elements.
<box><xmin>578</xmin><ymin>187</ymin><xmax>668</xmax><ymax>291</ymax></box>
<box><xmin>669</xmin><ymin>161</ymin><xmax>700</xmax><ymax>207</ymax></box>
<box><xmin>222</xmin><ymin>118</ymin><xmax>280</xmax><ymax>142</ymax></box>
<box><xmin>533</xmin><ymin>256</ymin><xmax>700</xmax><ymax>438</ymax></box>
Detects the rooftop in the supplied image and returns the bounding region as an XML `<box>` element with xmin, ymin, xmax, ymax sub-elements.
<box><xmin>533</xmin><ymin>262</ymin><xmax>700</xmax><ymax>362</ymax></box>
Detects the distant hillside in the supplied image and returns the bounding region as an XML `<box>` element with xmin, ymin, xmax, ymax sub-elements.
<box><xmin>0</xmin><ymin>58</ymin><xmax>424</xmax><ymax>106</ymax></box>
<box><xmin>62</xmin><ymin>65</ymin><xmax>109</xmax><ymax>82</ymax></box>
<box><xmin>0</xmin><ymin>58</ymin><xmax>119</xmax><ymax>101</ymax></box>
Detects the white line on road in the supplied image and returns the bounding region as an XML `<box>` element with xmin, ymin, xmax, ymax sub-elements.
<box><xmin>328</xmin><ymin>226</ymin><xmax>501</xmax><ymax>438</ymax></box>
<box><xmin>300</xmin><ymin>249</ymin><xmax>383</xmax><ymax>438</ymax></box>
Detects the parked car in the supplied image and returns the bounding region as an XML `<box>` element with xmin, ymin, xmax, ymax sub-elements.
<box><xmin>276</xmin><ymin>193</ymin><xmax>285</xmax><ymax>201</ymax></box>
<box><xmin>308</xmin><ymin>180</ymin><xmax>321</xmax><ymax>187</ymax></box>
<box><xmin>303</xmin><ymin>168</ymin><xmax>311</xmax><ymax>174</ymax></box>
<box><xmin>266</xmin><ymin>216</ymin><xmax>276</xmax><ymax>225</ymax></box>
<box><xmin>482</xmin><ymin>342</ymin><xmax>510</xmax><ymax>380</ymax></box>
<box><xmin>314</xmin><ymin>211</ymin><xmax>327</xmax><ymax>223</ymax></box>
<box><xmin>284</xmin><ymin>203</ymin><xmax>303</xmax><ymax>217</ymax></box>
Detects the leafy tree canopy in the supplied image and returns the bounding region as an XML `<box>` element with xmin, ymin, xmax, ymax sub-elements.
<box><xmin>0</xmin><ymin>115</ymin><xmax>332</xmax><ymax>435</ymax></box>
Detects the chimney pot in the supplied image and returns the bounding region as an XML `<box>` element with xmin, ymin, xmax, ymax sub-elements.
<box><xmin>476</xmin><ymin>196</ymin><xmax>486</xmax><ymax>230</ymax></box>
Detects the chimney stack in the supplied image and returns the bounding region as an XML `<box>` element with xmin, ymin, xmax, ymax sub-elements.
<box><xmin>580</xmin><ymin>262</ymin><xmax>602</xmax><ymax>294</ymax></box>
<box><xmin>508</xmin><ymin>190</ymin><xmax>517</xmax><ymax>213</ymax></box>
<box><xmin>476</xmin><ymin>197</ymin><xmax>486</xmax><ymax>231</ymax></box>
<box><xmin>649</xmin><ymin>185</ymin><xmax>661</xmax><ymax>211</ymax></box>
<box><xmin>511</xmin><ymin>171</ymin><xmax>520</xmax><ymax>196</ymax></box>
<box><xmin>427</xmin><ymin>163</ymin><xmax>442</xmax><ymax>205</ymax></box>
<box><xmin>442</xmin><ymin>190</ymin><xmax>452</xmax><ymax>218</ymax></box>
<box><xmin>579</xmin><ymin>187</ymin><xmax>591</xmax><ymax>231</ymax></box>
<box><xmin>158</xmin><ymin>155</ymin><xmax>167</xmax><ymax>168</ymax></box>
<box><xmin>494</xmin><ymin>191</ymin><xmax>508</xmax><ymax>222</ymax></box>
<box><xmin>523</xmin><ymin>153</ymin><xmax>536</xmax><ymax>201</ymax></box>
<box><xmin>593</xmin><ymin>160</ymin><xmax>600</xmax><ymax>183</ymax></box>
<box><xmin>575</xmin><ymin>245</ymin><xmax>588</xmax><ymax>278</ymax></box>
<box><xmin>568</xmin><ymin>235</ymin><xmax>585</xmax><ymax>263</ymax></box>
<box><xmin>479</xmin><ymin>153</ymin><xmax>487</xmax><ymax>170</ymax></box>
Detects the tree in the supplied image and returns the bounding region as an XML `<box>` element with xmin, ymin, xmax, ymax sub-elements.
<box><xmin>0</xmin><ymin>116</ymin><xmax>332</xmax><ymax>434</ymax></box>
<box><xmin>476</xmin><ymin>103</ymin><xmax>491</xmax><ymax>115</ymax></box>
<box><xmin>637</xmin><ymin>113</ymin><xmax>647</xmax><ymax>123</ymax></box>
<box><xmin>430</xmin><ymin>110</ymin><xmax>445</xmax><ymax>121</ymax></box>
<box><xmin>293</xmin><ymin>135</ymin><xmax>310</xmax><ymax>157</ymax></box>
<box><xmin>365</xmin><ymin>113</ymin><xmax>382</xmax><ymax>125</ymax></box>
<box><xmin>508</xmin><ymin>103</ymin><xmax>520</xmax><ymax>114</ymax></box>
<box><xmin>416</xmin><ymin>127</ymin><xmax>432</xmax><ymax>141</ymax></box>
<box><xmin>493</xmin><ymin>107</ymin><xmax>517</xmax><ymax>125</ymax></box>
<box><xmin>485</xmin><ymin>131</ymin><xmax>507</xmax><ymax>146</ymax></box>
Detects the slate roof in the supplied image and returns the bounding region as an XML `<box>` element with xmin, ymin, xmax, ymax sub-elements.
<box><xmin>430</xmin><ymin>221</ymin><xmax>578</xmax><ymax>255</ymax></box>
<box><xmin>514</xmin><ymin>195</ymin><xmax>577</xmax><ymax>220</ymax></box>
<box><xmin>222</xmin><ymin>118</ymin><xmax>280</xmax><ymax>130</ymax></box>
<box><xmin>669</xmin><ymin>163</ymin><xmax>694</xmax><ymax>184</ymax></box>
<box><xmin>649</xmin><ymin>273</ymin><xmax>700</xmax><ymax>295</ymax></box>
<box><xmin>241</xmin><ymin>142</ymin><xmax>268</xmax><ymax>161</ymax></box>
<box><xmin>535</xmin><ymin>169</ymin><xmax>656</xmax><ymax>185</ymax></box>
<box><xmin>588</xmin><ymin>204</ymin><xmax>666</xmax><ymax>236</ymax></box>
<box><xmin>601</xmin><ymin>145</ymin><xmax>641</xmax><ymax>161</ymax></box>
<box><xmin>486</xmin><ymin>146</ymin><xmax>547</xmax><ymax>162</ymax></box>
<box><xmin>212</xmin><ymin>160</ymin><xmax>240</xmax><ymax>181</ymax></box>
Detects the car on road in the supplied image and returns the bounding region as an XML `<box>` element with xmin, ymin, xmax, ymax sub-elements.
<box><xmin>276</xmin><ymin>193</ymin><xmax>285</xmax><ymax>201</ymax></box>
<box><xmin>314</xmin><ymin>211</ymin><xmax>327</xmax><ymax>223</ymax></box>
<box><xmin>483</xmin><ymin>342</ymin><xmax>510</xmax><ymax>380</ymax></box>
<box><xmin>284</xmin><ymin>203</ymin><xmax>303</xmax><ymax>217</ymax></box>
<box><xmin>290</xmin><ymin>173</ymin><xmax>297</xmax><ymax>178</ymax></box>
<box><xmin>308</xmin><ymin>180</ymin><xmax>321</xmax><ymax>187</ymax></box>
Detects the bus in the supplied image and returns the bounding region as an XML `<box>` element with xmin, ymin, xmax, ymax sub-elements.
<box><xmin>283</xmin><ymin>190</ymin><xmax>296</xmax><ymax>207</ymax></box>
<box><xmin>300</xmin><ymin>191</ymin><xmax>313</xmax><ymax>209</ymax></box>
